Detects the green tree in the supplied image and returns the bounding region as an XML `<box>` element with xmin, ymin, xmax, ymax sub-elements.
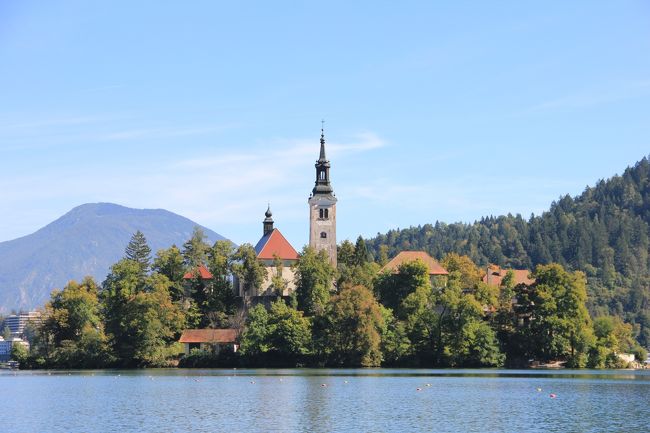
<box><xmin>40</xmin><ymin>277</ymin><xmax>112</xmax><ymax>368</ymax></box>
<box><xmin>379</xmin><ymin>305</ymin><xmax>410</xmax><ymax>365</ymax></box>
<box><xmin>11</xmin><ymin>342</ymin><xmax>28</xmax><ymax>363</ymax></box>
<box><xmin>120</xmin><ymin>274</ymin><xmax>186</xmax><ymax>366</ymax></box>
<box><xmin>153</xmin><ymin>245</ymin><xmax>186</xmax><ymax>302</ymax></box>
<box><xmin>102</xmin><ymin>261</ymin><xmax>185</xmax><ymax>366</ymax></box>
<box><xmin>315</xmin><ymin>285</ymin><xmax>384</xmax><ymax>367</ymax></box>
<box><xmin>520</xmin><ymin>264</ymin><xmax>594</xmax><ymax>366</ymax></box>
<box><xmin>239</xmin><ymin>304</ymin><xmax>271</xmax><ymax>356</ymax></box>
<box><xmin>375</xmin><ymin>259</ymin><xmax>430</xmax><ymax>316</ymax></box>
<box><xmin>232</xmin><ymin>243</ymin><xmax>266</xmax><ymax>297</ymax></box>
<box><xmin>240</xmin><ymin>300</ymin><xmax>312</xmax><ymax>366</ymax></box>
<box><xmin>294</xmin><ymin>246</ymin><xmax>336</xmax><ymax>315</ymax></box>
<box><xmin>202</xmin><ymin>240</ymin><xmax>237</xmax><ymax>326</ymax></box>
<box><xmin>441</xmin><ymin>253</ymin><xmax>482</xmax><ymax>290</ymax></box>
<box><xmin>124</xmin><ymin>230</ymin><xmax>152</xmax><ymax>278</ymax></box>
<box><xmin>2</xmin><ymin>325</ymin><xmax>11</xmax><ymax>340</ymax></box>
<box><xmin>183</xmin><ymin>227</ymin><xmax>210</xmax><ymax>268</ymax></box>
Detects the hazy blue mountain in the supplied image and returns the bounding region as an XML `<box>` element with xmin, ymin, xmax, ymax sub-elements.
<box><xmin>0</xmin><ymin>203</ymin><xmax>227</xmax><ymax>313</ymax></box>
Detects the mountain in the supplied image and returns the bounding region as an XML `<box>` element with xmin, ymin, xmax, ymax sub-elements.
<box><xmin>0</xmin><ymin>203</ymin><xmax>227</xmax><ymax>313</ymax></box>
<box><xmin>367</xmin><ymin>157</ymin><xmax>650</xmax><ymax>346</ymax></box>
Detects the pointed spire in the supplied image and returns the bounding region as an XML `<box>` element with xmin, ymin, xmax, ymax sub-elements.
<box><xmin>265</xmin><ymin>203</ymin><xmax>272</xmax><ymax>219</ymax></box>
<box><xmin>319</xmin><ymin>120</ymin><xmax>327</xmax><ymax>162</ymax></box>
<box><xmin>312</xmin><ymin>122</ymin><xmax>333</xmax><ymax>196</ymax></box>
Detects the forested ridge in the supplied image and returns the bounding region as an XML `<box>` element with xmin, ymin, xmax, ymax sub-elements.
<box><xmin>367</xmin><ymin>157</ymin><xmax>650</xmax><ymax>345</ymax></box>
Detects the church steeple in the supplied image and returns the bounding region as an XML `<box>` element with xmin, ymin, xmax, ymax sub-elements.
<box><xmin>312</xmin><ymin>125</ymin><xmax>334</xmax><ymax>196</ymax></box>
<box><xmin>263</xmin><ymin>204</ymin><xmax>274</xmax><ymax>236</ymax></box>
<box><xmin>308</xmin><ymin>124</ymin><xmax>338</xmax><ymax>267</ymax></box>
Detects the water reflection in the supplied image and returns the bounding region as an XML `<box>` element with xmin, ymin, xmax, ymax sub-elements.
<box><xmin>1</xmin><ymin>369</ymin><xmax>648</xmax><ymax>433</ymax></box>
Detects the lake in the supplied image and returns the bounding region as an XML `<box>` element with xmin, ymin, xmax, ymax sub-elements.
<box><xmin>2</xmin><ymin>369</ymin><xmax>649</xmax><ymax>433</ymax></box>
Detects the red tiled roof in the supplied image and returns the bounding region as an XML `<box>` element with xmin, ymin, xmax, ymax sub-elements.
<box><xmin>254</xmin><ymin>228</ymin><xmax>298</xmax><ymax>260</ymax></box>
<box><xmin>183</xmin><ymin>264</ymin><xmax>214</xmax><ymax>280</ymax></box>
<box><xmin>380</xmin><ymin>251</ymin><xmax>449</xmax><ymax>275</ymax></box>
<box><xmin>482</xmin><ymin>265</ymin><xmax>534</xmax><ymax>287</ymax></box>
<box><xmin>179</xmin><ymin>329</ymin><xmax>238</xmax><ymax>344</ymax></box>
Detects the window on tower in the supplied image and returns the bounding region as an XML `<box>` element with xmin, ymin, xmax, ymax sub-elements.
<box><xmin>320</xmin><ymin>232</ymin><xmax>327</xmax><ymax>238</ymax></box>
<box><xmin>319</xmin><ymin>209</ymin><xmax>324</xmax><ymax>218</ymax></box>
<box><xmin>324</xmin><ymin>209</ymin><xmax>329</xmax><ymax>219</ymax></box>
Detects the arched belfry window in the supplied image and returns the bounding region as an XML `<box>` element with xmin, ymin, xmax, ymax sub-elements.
<box><xmin>319</xmin><ymin>209</ymin><xmax>324</xmax><ymax>218</ymax></box>
<box><xmin>320</xmin><ymin>232</ymin><xmax>327</xmax><ymax>238</ymax></box>
<box><xmin>324</xmin><ymin>209</ymin><xmax>329</xmax><ymax>219</ymax></box>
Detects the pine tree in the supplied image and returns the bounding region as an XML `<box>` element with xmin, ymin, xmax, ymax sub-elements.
<box><xmin>124</xmin><ymin>230</ymin><xmax>151</xmax><ymax>278</ymax></box>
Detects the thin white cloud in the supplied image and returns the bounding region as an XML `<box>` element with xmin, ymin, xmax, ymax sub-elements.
<box><xmin>527</xmin><ymin>79</ymin><xmax>650</xmax><ymax>112</ymax></box>
<box><xmin>0</xmin><ymin>130</ymin><xmax>386</xmax><ymax>244</ymax></box>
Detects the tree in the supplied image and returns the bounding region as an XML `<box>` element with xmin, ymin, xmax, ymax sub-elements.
<box><xmin>375</xmin><ymin>259</ymin><xmax>430</xmax><ymax>317</ymax></box>
<box><xmin>153</xmin><ymin>245</ymin><xmax>186</xmax><ymax>302</ymax></box>
<box><xmin>294</xmin><ymin>246</ymin><xmax>336</xmax><ymax>315</ymax></box>
<box><xmin>232</xmin><ymin>244</ymin><xmax>266</xmax><ymax>297</ymax></box>
<box><xmin>199</xmin><ymin>240</ymin><xmax>237</xmax><ymax>327</ymax></box>
<box><xmin>182</xmin><ymin>227</ymin><xmax>209</xmax><ymax>268</ymax></box>
<box><xmin>102</xmin><ymin>261</ymin><xmax>185</xmax><ymax>366</ymax></box>
<box><xmin>519</xmin><ymin>264</ymin><xmax>594</xmax><ymax>366</ymax></box>
<box><xmin>315</xmin><ymin>286</ymin><xmax>384</xmax><ymax>367</ymax></box>
<box><xmin>120</xmin><ymin>274</ymin><xmax>186</xmax><ymax>366</ymax></box>
<box><xmin>2</xmin><ymin>325</ymin><xmax>11</xmax><ymax>340</ymax></box>
<box><xmin>379</xmin><ymin>305</ymin><xmax>410</xmax><ymax>365</ymax></box>
<box><xmin>267</xmin><ymin>300</ymin><xmax>312</xmax><ymax>361</ymax></box>
<box><xmin>40</xmin><ymin>277</ymin><xmax>112</xmax><ymax>368</ymax></box>
<box><xmin>353</xmin><ymin>236</ymin><xmax>371</xmax><ymax>266</ymax></box>
<box><xmin>124</xmin><ymin>230</ymin><xmax>152</xmax><ymax>278</ymax></box>
<box><xmin>240</xmin><ymin>299</ymin><xmax>313</xmax><ymax>365</ymax></box>
<box><xmin>11</xmin><ymin>342</ymin><xmax>28</xmax><ymax>363</ymax></box>
<box><xmin>239</xmin><ymin>304</ymin><xmax>271</xmax><ymax>356</ymax></box>
<box><xmin>441</xmin><ymin>253</ymin><xmax>482</xmax><ymax>290</ymax></box>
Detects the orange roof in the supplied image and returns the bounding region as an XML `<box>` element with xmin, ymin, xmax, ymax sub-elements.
<box><xmin>381</xmin><ymin>251</ymin><xmax>449</xmax><ymax>275</ymax></box>
<box><xmin>254</xmin><ymin>228</ymin><xmax>298</xmax><ymax>260</ymax></box>
<box><xmin>179</xmin><ymin>329</ymin><xmax>238</xmax><ymax>344</ymax></box>
<box><xmin>183</xmin><ymin>264</ymin><xmax>214</xmax><ymax>280</ymax></box>
<box><xmin>482</xmin><ymin>265</ymin><xmax>534</xmax><ymax>287</ymax></box>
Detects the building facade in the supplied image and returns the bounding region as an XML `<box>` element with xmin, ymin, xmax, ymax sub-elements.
<box><xmin>308</xmin><ymin>128</ymin><xmax>338</xmax><ymax>267</ymax></box>
<box><xmin>2</xmin><ymin>311</ymin><xmax>42</xmax><ymax>338</ymax></box>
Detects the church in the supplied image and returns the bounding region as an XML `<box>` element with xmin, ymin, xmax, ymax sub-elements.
<box><xmin>234</xmin><ymin>127</ymin><xmax>337</xmax><ymax>298</ymax></box>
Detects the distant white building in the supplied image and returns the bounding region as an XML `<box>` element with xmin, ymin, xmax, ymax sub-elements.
<box><xmin>3</xmin><ymin>311</ymin><xmax>41</xmax><ymax>337</ymax></box>
<box><xmin>0</xmin><ymin>336</ymin><xmax>29</xmax><ymax>362</ymax></box>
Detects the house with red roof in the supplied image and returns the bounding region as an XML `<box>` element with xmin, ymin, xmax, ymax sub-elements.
<box><xmin>235</xmin><ymin>205</ymin><xmax>299</xmax><ymax>297</ymax></box>
<box><xmin>482</xmin><ymin>264</ymin><xmax>534</xmax><ymax>288</ymax></box>
<box><xmin>179</xmin><ymin>328</ymin><xmax>239</xmax><ymax>355</ymax></box>
<box><xmin>380</xmin><ymin>251</ymin><xmax>449</xmax><ymax>287</ymax></box>
<box><xmin>182</xmin><ymin>264</ymin><xmax>214</xmax><ymax>281</ymax></box>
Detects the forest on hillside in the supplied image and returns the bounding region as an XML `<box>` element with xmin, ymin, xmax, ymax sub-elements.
<box><xmin>367</xmin><ymin>157</ymin><xmax>650</xmax><ymax>346</ymax></box>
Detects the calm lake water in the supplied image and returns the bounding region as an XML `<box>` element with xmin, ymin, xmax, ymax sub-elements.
<box><xmin>1</xmin><ymin>368</ymin><xmax>649</xmax><ymax>433</ymax></box>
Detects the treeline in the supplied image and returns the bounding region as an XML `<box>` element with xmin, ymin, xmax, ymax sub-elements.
<box><xmin>366</xmin><ymin>157</ymin><xmax>650</xmax><ymax>347</ymax></box>
<box><xmin>15</xmin><ymin>228</ymin><xmax>646</xmax><ymax>369</ymax></box>
<box><xmin>15</xmin><ymin>229</ymin><xmax>259</xmax><ymax>368</ymax></box>
<box><xmin>14</xmin><ymin>164</ymin><xmax>650</xmax><ymax>369</ymax></box>
<box><xmin>233</xmin><ymin>242</ymin><xmax>646</xmax><ymax>369</ymax></box>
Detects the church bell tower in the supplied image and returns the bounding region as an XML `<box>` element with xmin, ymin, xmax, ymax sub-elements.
<box><xmin>308</xmin><ymin>126</ymin><xmax>337</xmax><ymax>267</ymax></box>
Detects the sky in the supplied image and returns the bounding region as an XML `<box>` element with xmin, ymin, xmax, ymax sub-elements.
<box><xmin>1</xmin><ymin>1</ymin><xmax>649</xmax><ymax>249</ymax></box>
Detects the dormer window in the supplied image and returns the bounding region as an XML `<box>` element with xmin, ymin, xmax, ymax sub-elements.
<box><xmin>320</xmin><ymin>232</ymin><xmax>327</xmax><ymax>238</ymax></box>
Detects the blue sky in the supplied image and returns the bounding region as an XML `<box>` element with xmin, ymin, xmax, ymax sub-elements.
<box><xmin>1</xmin><ymin>1</ymin><xmax>649</xmax><ymax>249</ymax></box>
